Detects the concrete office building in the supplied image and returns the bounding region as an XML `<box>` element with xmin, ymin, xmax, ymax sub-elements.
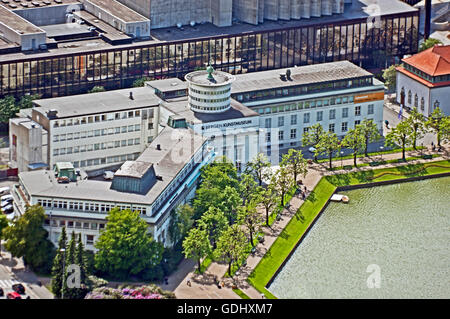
<box><xmin>9</xmin><ymin>87</ymin><xmax>160</xmax><ymax>173</ymax></box>
<box><xmin>396</xmin><ymin>44</ymin><xmax>450</xmax><ymax>116</ymax></box>
<box><xmin>12</xmin><ymin>126</ymin><xmax>214</xmax><ymax>249</ymax></box>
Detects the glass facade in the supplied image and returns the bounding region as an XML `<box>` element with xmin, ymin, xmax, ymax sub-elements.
<box><xmin>0</xmin><ymin>11</ymin><xmax>419</xmax><ymax>98</ymax></box>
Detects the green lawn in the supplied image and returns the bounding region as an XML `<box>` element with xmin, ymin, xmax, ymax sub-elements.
<box><xmin>232</xmin><ymin>288</ymin><xmax>251</xmax><ymax>299</ymax></box>
<box><xmin>247</xmin><ymin>159</ymin><xmax>450</xmax><ymax>299</ymax></box>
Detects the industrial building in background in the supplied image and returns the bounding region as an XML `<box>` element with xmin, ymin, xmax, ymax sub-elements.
<box><xmin>0</xmin><ymin>0</ymin><xmax>420</xmax><ymax>98</ymax></box>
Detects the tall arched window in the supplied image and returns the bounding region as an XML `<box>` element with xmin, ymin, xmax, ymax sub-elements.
<box><xmin>414</xmin><ymin>94</ymin><xmax>418</xmax><ymax>108</ymax></box>
<box><xmin>408</xmin><ymin>90</ymin><xmax>412</xmax><ymax>104</ymax></box>
<box><xmin>434</xmin><ymin>100</ymin><xmax>440</xmax><ymax>109</ymax></box>
<box><xmin>420</xmin><ymin>97</ymin><xmax>425</xmax><ymax>111</ymax></box>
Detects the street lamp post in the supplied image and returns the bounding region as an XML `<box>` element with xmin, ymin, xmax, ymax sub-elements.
<box><xmin>60</xmin><ymin>248</ymin><xmax>66</xmax><ymax>299</ymax></box>
<box><xmin>340</xmin><ymin>151</ymin><xmax>344</xmax><ymax>168</ymax></box>
<box><xmin>380</xmin><ymin>146</ymin><xmax>384</xmax><ymax>161</ymax></box>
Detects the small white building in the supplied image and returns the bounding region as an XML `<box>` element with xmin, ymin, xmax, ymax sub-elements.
<box><xmin>396</xmin><ymin>44</ymin><xmax>450</xmax><ymax>116</ymax></box>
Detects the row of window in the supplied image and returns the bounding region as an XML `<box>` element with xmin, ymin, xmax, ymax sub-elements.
<box><xmin>53</xmin><ymin>138</ymin><xmax>141</xmax><ymax>156</ymax></box>
<box><xmin>39</xmin><ymin>199</ymin><xmax>148</xmax><ymax>215</ymax></box>
<box><xmin>52</xmin><ymin>109</ymin><xmax>154</xmax><ymax>128</ymax></box>
<box><xmin>190</xmin><ymin>103</ymin><xmax>230</xmax><ymax>112</ymax></box>
<box><xmin>71</xmin><ymin>152</ymin><xmax>141</xmax><ymax>168</ymax></box>
<box><xmin>266</xmin><ymin>119</ymin><xmax>368</xmax><ymax>142</ymax></box>
<box><xmin>234</xmin><ymin>78</ymin><xmax>373</xmax><ymax>103</ymax></box>
<box><xmin>189</xmin><ymin>95</ymin><xmax>230</xmax><ymax>103</ymax></box>
<box><xmin>256</xmin><ymin>95</ymin><xmax>362</xmax><ymax>115</ymax></box>
<box><xmin>402</xmin><ymin>88</ymin><xmax>441</xmax><ymax>111</ymax></box>
<box><xmin>53</xmin><ymin>124</ymin><xmax>142</xmax><ymax>142</ymax></box>
<box><xmin>190</xmin><ymin>87</ymin><xmax>231</xmax><ymax>95</ymax></box>
<box><xmin>403</xmin><ymin>63</ymin><xmax>450</xmax><ymax>83</ymax></box>
<box><xmin>264</xmin><ymin>104</ymin><xmax>374</xmax><ymax>127</ymax></box>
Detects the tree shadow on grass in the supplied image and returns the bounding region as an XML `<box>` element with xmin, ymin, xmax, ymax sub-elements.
<box><xmin>294</xmin><ymin>209</ymin><xmax>305</xmax><ymax>223</ymax></box>
<box><xmin>306</xmin><ymin>190</ymin><xmax>317</xmax><ymax>203</ymax></box>
<box><xmin>352</xmin><ymin>170</ymin><xmax>375</xmax><ymax>183</ymax></box>
<box><xmin>396</xmin><ymin>163</ymin><xmax>425</xmax><ymax>176</ymax></box>
<box><xmin>325</xmin><ymin>174</ymin><xmax>351</xmax><ymax>187</ymax></box>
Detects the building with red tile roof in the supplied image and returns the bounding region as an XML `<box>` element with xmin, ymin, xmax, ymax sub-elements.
<box><xmin>396</xmin><ymin>44</ymin><xmax>450</xmax><ymax>116</ymax></box>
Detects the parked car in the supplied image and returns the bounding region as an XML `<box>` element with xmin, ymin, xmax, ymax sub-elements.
<box><xmin>0</xmin><ymin>287</ymin><xmax>4</xmax><ymax>297</ymax></box>
<box><xmin>1</xmin><ymin>194</ymin><xmax>13</xmax><ymax>202</ymax></box>
<box><xmin>0</xmin><ymin>186</ymin><xmax>10</xmax><ymax>196</ymax></box>
<box><xmin>1</xmin><ymin>199</ymin><xmax>12</xmax><ymax>208</ymax></box>
<box><xmin>103</xmin><ymin>171</ymin><xmax>114</xmax><ymax>180</ymax></box>
<box><xmin>308</xmin><ymin>147</ymin><xmax>316</xmax><ymax>153</ymax></box>
<box><xmin>7</xmin><ymin>292</ymin><xmax>21</xmax><ymax>299</ymax></box>
<box><xmin>12</xmin><ymin>283</ymin><xmax>25</xmax><ymax>295</ymax></box>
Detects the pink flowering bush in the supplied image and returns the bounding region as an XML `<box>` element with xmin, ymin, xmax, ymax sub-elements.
<box><xmin>85</xmin><ymin>284</ymin><xmax>175</xmax><ymax>299</ymax></box>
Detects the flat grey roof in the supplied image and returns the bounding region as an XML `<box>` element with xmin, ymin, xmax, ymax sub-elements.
<box><xmin>146</xmin><ymin>78</ymin><xmax>187</xmax><ymax>92</ymax></box>
<box><xmin>0</xmin><ymin>0</ymin><xmax>417</xmax><ymax>62</ymax></box>
<box><xmin>40</xmin><ymin>23</ymin><xmax>92</xmax><ymax>38</ymax></box>
<box><xmin>185</xmin><ymin>70</ymin><xmax>235</xmax><ymax>86</ymax></box>
<box><xmin>231</xmin><ymin>61</ymin><xmax>373</xmax><ymax>94</ymax></box>
<box><xmin>0</xmin><ymin>4</ymin><xmax>44</xmax><ymax>34</ymax></box>
<box><xmin>19</xmin><ymin>126</ymin><xmax>207</xmax><ymax>205</ymax></box>
<box><xmin>33</xmin><ymin>87</ymin><xmax>160</xmax><ymax>118</ymax></box>
<box><xmin>161</xmin><ymin>97</ymin><xmax>258</xmax><ymax>125</ymax></box>
<box><xmin>114</xmin><ymin>161</ymin><xmax>153</xmax><ymax>179</ymax></box>
<box><xmin>73</xmin><ymin>10</ymin><xmax>131</xmax><ymax>41</ymax></box>
<box><xmin>81</xmin><ymin>0</ymin><xmax>148</xmax><ymax>23</ymax></box>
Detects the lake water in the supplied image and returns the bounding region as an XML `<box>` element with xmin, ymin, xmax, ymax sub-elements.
<box><xmin>269</xmin><ymin>177</ymin><xmax>450</xmax><ymax>298</ymax></box>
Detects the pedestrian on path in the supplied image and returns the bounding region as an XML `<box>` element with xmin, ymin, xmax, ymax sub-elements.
<box><xmin>187</xmin><ymin>279</ymin><xmax>191</xmax><ymax>287</ymax></box>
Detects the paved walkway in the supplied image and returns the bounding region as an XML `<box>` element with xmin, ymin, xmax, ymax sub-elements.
<box><xmin>172</xmin><ymin>145</ymin><xmax>449</xmax><ymax>299</ymax></box>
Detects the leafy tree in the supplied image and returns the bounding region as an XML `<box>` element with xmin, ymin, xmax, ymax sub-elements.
<box><xmin>405</xmin><ymin>108</ymin><xmax>427</xmax><ymax>150</ymax></box>
<box><xmin>0</xmin><ymin>96</ymin><xmax>19</xmax><ymax>123</ymax></box>
<box><xmin>219</xmin><ymin>186</ymin><xmax>242</xmax><ymax>224</ymax></box>
<box><xmin>168</xmin><ymin>204</ymin><xmax>195</xmax><ymax>245</ymax></box>
<box><xmin>239</xmin><ymin>173</ymin><xmax>259</xmax><ymax>206</ymax></box>
<box><xmin>316</xmin><ymin>131</ymin><xmax>340</xmax><ymax>170</ymax></box>
<box><xmin>51</xmin><ymin>227</ymin><xmax>67</xmax><ymax>299</ymax></box>
<box><xmin>441</xmin><ymin>116</ymin><xmax>450</xmax><ymax>144</ymax></box>
<box><xmin>280</xmin><ymin>149</ymin><xmax>308</xmax><ymax>183</ymax></box>
<box><xmin>197</xmin><ymin>207</ymin><xmax>228</xmax><ymax>249</ymax></box>
<box><xmin>302</xmin><ymin>123</ymin><xmax>324</xmax><ymax>161</ymax></box>
<box><xmin>237</xmin><ymin>201</ymin><xmax>263</xmax><ymax>247</ymax></box>
<box><xmin>244</xmin><ymin>153</ymin><xmax>272</xmax><ymax>186</ymax></box>
<box><xmin>272</xmin><ymin>166</ymin><xmax>294</xmax><ymax>207</ymax></box>
<box><xmin>18</xmin><ymin>94</ymin><xmax>40</xmax><ymax>110</ymax></box>
<box><xmin>94</xmin><ymin>208</ymin><xmax>163</xmax><ymax>280</ymax></box>
<box><xmin>214</xmin><ymin>225</ymin><xmax>248</xmax><ymax>277</ymax></box>
<box><xmin>133</xmin><ymin>77</ymin><xmax>151</xmax><ymax>87</ymax></box>
<box><xmin>88</xmin><ymin>86</ymin><xmax>105</xmax><ymax>93</ymax></box>
<box><xmin>182</xmin><ymin>227</ymin><xmax>211</xmax><ymax>271</ymax></box>
<box><xmin>385</xmin><ymin>120</ymin><xmax>414</xmax><ymax>161</ymax></box>
<box><xmin>3</xmin><ymin>205</ymin><xmax>55</xmax><ymax>272</ymax></box>
<box><xmin>258</xmin><ymin>185</ymin><xmax>278</xmax><ymax>227</ymax></box>
<box><xmin>419</xmin><ymin>38</ymin><xmax>442</xmax><ymax>52</ymax></box>
<box><xmin>426</xmin><ymin>107</ymin><xmax>448</xmax><ymax>148</ymax></box>
<box><xmin>342</xmin><ymin>128</ymin><xmax>366</xmax><ymax>167</ymax></box>
<box><xmin>382</xmin><ymin>64</ymin><xmax>398</xmax><ymax>92</ymax></box>
<box><xmin>0</xmin><ymin>214</ymin><xmax>8</xmax><ymax>256</ymax></box>
<box><xmin>357</xmin><ymin>119</ymin><xmax>382</xmax><ymax>157</ymax></box>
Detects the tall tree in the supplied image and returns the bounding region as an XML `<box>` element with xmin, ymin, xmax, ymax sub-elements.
<box><xmin>0</xmin><ymin>214</ymin><xmax>8</xmax><ymax>257</ymax></box>
<box><xmin>3</xmin><ymin>205</ymin><xmax>55</xmax><ymax>272</ymax></box>
<box><xmin>272</xmin><ymin>166</ymin><xmax>294</xmax><ymax>207</ymax></box>
<box><xmin>357</xmin><ymin>119</ymin><xmax>382</xmax><ymax>157</ymax></box>
<box><xmin>405</xmin><ymin>108</ymin><xmax>427</xmax><ymax>150</ymax></box>
<box><xmin>94</xmin><ymin>208</ymin><xmax>163</xmax><ymax>280</ymax></box>
<box><xmin>168</xmin><ymin>204</ymin><xmax>195</xmax><ymax>245</ymax></box>
<box><xmin>197</xmin><ymin>207</ymin><xmax>228</xmax><ymax>249</ymax></box>
<box><xmin>280</xmin><ymin>149</ymin><xmax>308</xmax><ymax>183</ymax></box>
<box><xmin>244</xmin><ymin>153</ymin><xmax>272</xmax><ymax>186</ymax></box>
<box><xmin>239</xmin><ymin>173</ymin><xmax>259</xmax><ymax>206</ymax></box>
<box><xmin>237</xmin><ymin>201</ymin><xmax>264</xmax><ymax>247</ymax></box>
<box><xmin>426</xmin><ymin>107</ymin><xmax>447</xmax><ymax>148</ymax></box>
<box><xmin>382</xmin><ymin>64</ymin><xmax>398</xmax><ymax>92</ymax></box>
<box><xmin>214</xmin><ymin>225</ymin><xmax>248</xmax><ymax>277</ymax></box>
<box><xmin>182</xmin><ymin>227</ymin><xmax>211</xmax><ymax>271</ymax></box>
<box><xmin>302</xmin><ymin>123</ymin><xmax>324</xmax><ymax>161</ymax></box>
<box><xmin>73</xmin><ymin>233</ymin><xmax>89</xmax><ymax>299</ymax></box>
<box><xmin>342</xmin><ymin>128</ymin><xmax>366</xmax><ymax>167</ymax></box>
<box><xmin>258</xmin><ymin>185</ymin><xmax>278</xmax><ymax>227</ymax></box>
<box><xmin>385</xmin><ymin>120</ymin><xmax>414</xmax><ymax>161</ymax></box>
<box><xmin>316</xmin><ymin>131</ymin><xmax>340</xmax><ymax>170</ymax></box>
<box><xmin>0</xmin><ymin>96</ymin><xmax>19</xmax><ymax>123</ymax></box>
<box><xmin>62</xmin><ymin>232</ymin><xmax>76</xmax><ymax>299</ymax></box>
<box><xmin>51</xmin><ymin>227</ymin><xmax>67</xmax><ymax>299</ymax></box>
